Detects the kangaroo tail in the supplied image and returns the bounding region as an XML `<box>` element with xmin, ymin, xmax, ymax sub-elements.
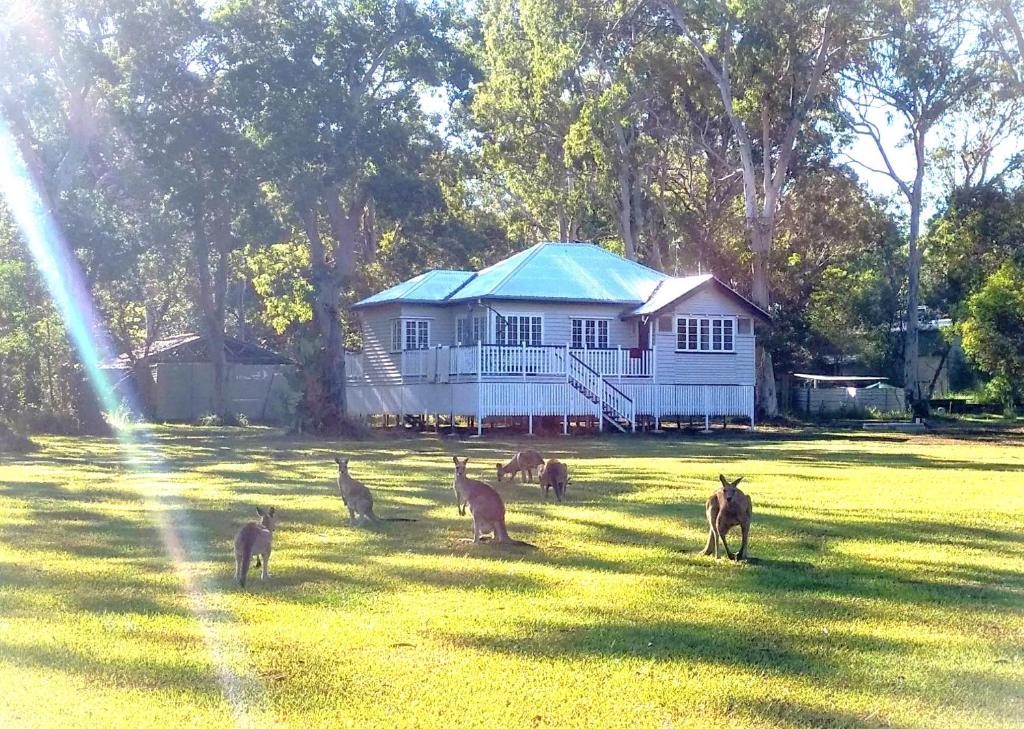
<box><xmin>504</xmin><ymin>539</ymin><xmax>537</xmax><ymax>548</ymax></box>
<box><xmin>237</xmin><ymin>544</ymin><xmax>253</xmax><ymax>589</ymax></box>
<box><xmin>495</xmin><ymin>520</ymin><xmax>536</xmax><ymax>548</ymax></box>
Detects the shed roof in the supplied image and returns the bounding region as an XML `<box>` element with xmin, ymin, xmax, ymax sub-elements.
<box><xmin>793</xmin><ymin>374</ymin><xmax>889</xmax><ymax>383</ymax></box>
<box><xmin>103</xmin><ymin>333</ymin><xmax>292</xmax><ymax>368</ymax></box>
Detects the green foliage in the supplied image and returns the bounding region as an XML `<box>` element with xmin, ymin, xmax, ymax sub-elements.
<box><xmin>243</xmin><ymin>242</ymin><xmax>314</xmax><ymax>336</ymax></box>
<box><xmin>925</xmin><ymin>182</ymin><xmax>1024</xmax><ymax>317</ymax></box>
<box><xmin>959</xmin><ymin>259</ymin><xmax>1024</xmax><ymax>410</ymax></box>
<box><xmin>770</xmin><ymin>170</ymin><xmax>906</xmax><ymax>376</ymax></box>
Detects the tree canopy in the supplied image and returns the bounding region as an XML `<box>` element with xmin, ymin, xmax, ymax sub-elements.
<box><xmin>1</xmin><ymin>0</ymin><xmax>1021</xmax><ymax>429</ymax></box>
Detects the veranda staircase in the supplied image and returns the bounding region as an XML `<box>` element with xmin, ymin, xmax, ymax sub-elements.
<box><xmin>566</xmin><ymin>351</ymin><xmax>636</xmax><ymax>432</ymax></box>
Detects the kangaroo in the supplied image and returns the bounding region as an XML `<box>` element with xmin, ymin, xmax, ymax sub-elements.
<box><xmin>496</xmin><ymin>449</ymin><xmax>545</xmax><ymax>483</ymax></box>
<box><xmin>234</xmin><ymin>506</ymin><xmax>277</xmax><ymax>588</ymax></box>
<box><xmin>537</xmin><ymin>459</ymin><xmax>569</xmax><ymax>502</ymax></box>
<box><xmin>453</xmin><ymin>456</ymin><xmax>533</xmax><ymax>546</ymax></box>
<box><xmin>701</xmin><ymin>474</ymin><xmax>752</xmax><ymax>560</ymax></box>
<box><xmin>334</xmin><ymin>456</ymin><xmax>416</xmax><ymax>524</ymax></box>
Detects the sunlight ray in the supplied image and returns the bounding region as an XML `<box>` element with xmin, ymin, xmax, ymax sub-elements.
<box><xmin>0</xmin><ymin>115</ymin><xmax>267</xmax><ymax>726</ymax></box>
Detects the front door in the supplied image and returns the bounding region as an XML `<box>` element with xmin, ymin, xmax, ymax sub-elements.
<box><xmin>637</xmin><ymin>319</ymin><xmax>651</xmax><ymax>350</ymax></box>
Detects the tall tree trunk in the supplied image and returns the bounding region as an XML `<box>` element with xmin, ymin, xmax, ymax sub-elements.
<box><xmin>616</xmin><ymin>169</ymin><xmax>637</xmax><ymax>261</ymax></box>
<box><xmin>194</xmin><ymin>220</ymin><xmax>228</xmax><ymax>420</ymax></box>
<box><xmin>299</xmin><ymin>202</ymin><xmax>347</xmax><ymax>428</ymax></box>
<box><xmin>925</xmin><ymin>341</ymin><xmax>952</xmax><ymax>400</ymax></box>
<box><xmin>904</xmin><ymin>135</ymin><xmax>926</xmax><ymax>410</ymax></box>
<box><xmin>750</xmin><ymin>220</ymin><xmax>778</xmax><ymax>417</ymax></box>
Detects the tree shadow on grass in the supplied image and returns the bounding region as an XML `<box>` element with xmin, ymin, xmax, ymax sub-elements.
<box><xmin>731</xmin><ymin>698</ymin><xmax>919</xmax><ymax>729</ymax></box>
<box><xmin>0</xmin><ymin>639</ymin><xmax>227</xmax><ymax>696</ymax></box>
<box><xmin>441</xmin><ymin>614</ymin><xmax>879</xmax><ymax>678</ymax></box>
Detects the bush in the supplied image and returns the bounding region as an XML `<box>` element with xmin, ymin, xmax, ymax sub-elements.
<box><xmin>196</xmin><ymin>412</ymin><xmax>249</xmax><ymax>427</ymax></box>
<box><xmin>0</xmin><ymin>419</ymin><xmax>37</xmax><ymax>454</ymax></box>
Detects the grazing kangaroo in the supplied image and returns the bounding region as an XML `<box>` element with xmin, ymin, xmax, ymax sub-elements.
<box><xmin>453</xmin><ymin>456</ymin><xmax>533</xmax><ymax>546</ymax></box>
<box><xmin>538</xmin><ymin>459</ymin><xmax>569</xmax><ymax>502</ymax></box>
<box><xmin>334</xmin><ymin>456</ymin><xmax>416</xmax><ymax>524</ymax></box>
<box><xmin>701</xmin><ymin>474</ymin><xmax>752</xmax><ymax>560</ymax></box>
<box><xmin>496</xmin><ymin>449</ymin><xmax>545</xmax><ymax>483</ymax></box>
<box><xmin>234</xmin><ymin>506</ymin><xmax>277</xmax><ymax>588</ymax></box>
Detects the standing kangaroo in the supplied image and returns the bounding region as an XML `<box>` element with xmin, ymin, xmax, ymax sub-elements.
<box><xmin>537</xmin><ymin>459</ymin><xmax>569</xmax><ymax>502</ymax></box>
<box><xmin>496</xmin><ymin>449</ymin><xmax>545</xmax><ymax>483</ymax></box>
<box><xmin>334</xmin><ymin>456</ymin><xmax>415</xmax><ymax>524</ymax></box>
<box><xmin>234</xmin><ymin>506</ymin><xmax>277</xmax><ymax>588</ymax></box>
<box><xmin>701</xmin><ymin>475</ymin><xmax>752</xmax><ymax>560</ymax></box>
<box><xmin>453</xmin><ymin>456</ymin><xmax>532</xmax><ymax>546</ymax></box>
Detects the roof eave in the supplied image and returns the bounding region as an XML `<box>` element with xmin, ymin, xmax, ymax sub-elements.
<box><xmin>623</xmin><ymin>278</ymin><xmax>772</xmax><ymax>322</ymax></box>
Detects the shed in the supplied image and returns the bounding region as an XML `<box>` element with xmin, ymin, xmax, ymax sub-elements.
<box><xmin>792</xmin><ymin>374</ymin><xmax>906</xmax><ymax>415</ymax></box>
<box><xmin>103</xmin><ymin>334</ymin><xmax>296</xmax><ymax>423</ymax></box>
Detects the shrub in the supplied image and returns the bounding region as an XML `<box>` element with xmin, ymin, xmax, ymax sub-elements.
<box><xmin>0</xmin><ymin>419</ymin><xmax>37</xmax><ymax>454</ymax></box>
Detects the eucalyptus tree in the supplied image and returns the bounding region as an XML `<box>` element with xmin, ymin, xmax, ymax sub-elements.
<box><xmin>214</xmin><ymin>0</ymin><xmax>469</xmax><ymax>427</ymax></box>
<box><xmin>658</xmin><ymin>0</ymin><xmax>860</xmax><ymax>415</ymax></box>
<box><xmin>842</xmin><ymin>0</ymin><xmax>984</xmax><ymax>407</ymax></box>
<box><xmin>986</xmin><ymin>0</ymin><xmax>1024</xmax><ymax>84</ymax></box>
<box><xmin>472</xmin><ymin>0</ymin><xmax>603</xmax><ymax>244</ymax></box>
<box><xmin>115</xmin><ymin>0</ymin><xmax>272</xmax><ymax>420</ymax></box>
<box><xmin>0</xmin><ymin>0</ymin><xmax>181</xmax><ymax>426</ymax></box>
<box><xmin>562</xmin><ymin>1</ymin><xmax>712</xmax><ymax>266</ymax></box>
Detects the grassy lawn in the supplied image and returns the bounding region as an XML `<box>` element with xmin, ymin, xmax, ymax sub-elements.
<box><xmin>1</xmin><ymin>427</ymin><xmax>1022</xmax><ymax>728</ymax></box>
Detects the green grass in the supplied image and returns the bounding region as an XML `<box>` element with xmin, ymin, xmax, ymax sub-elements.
<box><xmin>1</xmin><ymin>426</ymin><xmax>1022</xmax><ymax>728</ymax></box>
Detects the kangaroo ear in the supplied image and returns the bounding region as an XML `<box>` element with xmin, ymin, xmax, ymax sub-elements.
<box><xmin>452</xmin><ymin>456</ymin><xmax>459</xmax><ymax>464</ymax></box>
<box><xmin>268</xmin><ymin>507</ymin><xmax>276</xmax><ymax>516</ymax></box>
<box><xmin>719</xmin><ymin>474</ymin><xmax>730</xmax><ymax>488</ymax></box>
<box><xmin>733</xmin><ymin>477</ymin><xmax>743</xmax><ymax>487</ymax></box>
<box><xmin>334</xmin><ymin>456</ymin><xmax>342</xmax><ymax>465</ymax></box>
<box><xmin>256</xmin><ymin>506</ymin><xmax>265</xmax><ymax>517</ymax></box>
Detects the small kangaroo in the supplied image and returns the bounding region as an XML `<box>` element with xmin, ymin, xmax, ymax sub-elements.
<box><xmin>334</xmin><ymin>456</ymin><xmax>415</xmax><ymax>524</ymax></box>
<box><xmin>234</xmin><ymin>506</ymin><xmax>277</xmax><ymax>588</ymax></box>
<box><xmin>453</xmin><ymin>456</ymin><xmax>532</xmax><ymax>546</ymax></box>
<box><xmin>537</xmin><ymin>459</ymin><xmax>569</xmax><ymax>502</ymax></box>
<box><xmin>496</xmin><ymin>449</ymin><xmax>545</xmax><ymax>483</ymax></box>
<box><xmin>701</xmin><ymin>474</ymin><xmax>752</xmax><ymax>560</ymax></box>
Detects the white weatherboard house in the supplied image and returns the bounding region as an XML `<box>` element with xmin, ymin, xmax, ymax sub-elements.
<box><xmin>346</xmin><ymin>242</ymin><xmax>770</xmax><ymax>433</ymax></box>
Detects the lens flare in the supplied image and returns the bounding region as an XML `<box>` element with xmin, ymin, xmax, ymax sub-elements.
<box><xmin>0</xmin><ymin>115</ymin><xmax>266</xmax><ymax>723</ymax></box>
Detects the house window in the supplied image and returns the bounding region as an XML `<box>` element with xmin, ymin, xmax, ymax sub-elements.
<box><xmin>571</xmin><ymin>318</ymin><xmax>609</xmax><ymax>349</ymax></box>
<box><xmin>495</xmin><ymin>314</ymin><xmax>542</xmax><ymax>346</ymax></box>
<box><xmin>456</xmin><ymin>315</ymin><xmax>485</xmax><ymax>345</ymax></box>
<box><xmin>737</xmin><ymin>317</ymin><xmax>752</xmax><ymax>335</ymax></box>
<box><xmin>676</xmin><ymin>316</ymin><xmax>735</xmax><ymax>353</ymax></box>
<box><xmin>391</xmin><ymin>319</ymin><xmax>430</xmax><ymax>351</ymax></box>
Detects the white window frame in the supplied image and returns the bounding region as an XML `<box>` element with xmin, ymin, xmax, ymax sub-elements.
<box><xmin>675</xmin><ymin>315</ymin><xmax>736</xmax><ymax>353</ymax></box>
<box><xmin>493</xmin><ymin>312</ymin><xmax>543</xmax><ymax>347</ymax></box>
<box><xmin>571</xmin><ymin>317</ymin><xmax>611</xmax><ymax>349</ymax></box>
<box><xmin>390</xmin><ymin>318</ymin><xmax>431</xmax><ymax>352</ymax></box>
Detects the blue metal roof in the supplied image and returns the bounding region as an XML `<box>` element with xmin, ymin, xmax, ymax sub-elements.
<box><xmin>352</xmin><ymin>269</ymin><xmax>474</xmax><ymax>308</ymax></box>
<box><xmin>447</xmin><ymin>242</ymin><xmax>666</xmax><ymax>303</ymax></box>
<box><xmin>351</xmin><ymin>242</ymin><xmax>768</xmax><ymax>319</ymax></box>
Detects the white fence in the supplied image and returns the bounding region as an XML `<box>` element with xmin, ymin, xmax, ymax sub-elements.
<box><xmin>347</xmin><ymin>382</ymin><xmax>754</xmax><ymax>424</ymax></box>
<box><xmin>349</xmin><ymin>344</ymin><xmax>655</xmax><ymax>383</ymax></box>
<box><xmin>621</xmin><ymin>384</ymin><xmax>754</xmax><ymax>420</ymax></box>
